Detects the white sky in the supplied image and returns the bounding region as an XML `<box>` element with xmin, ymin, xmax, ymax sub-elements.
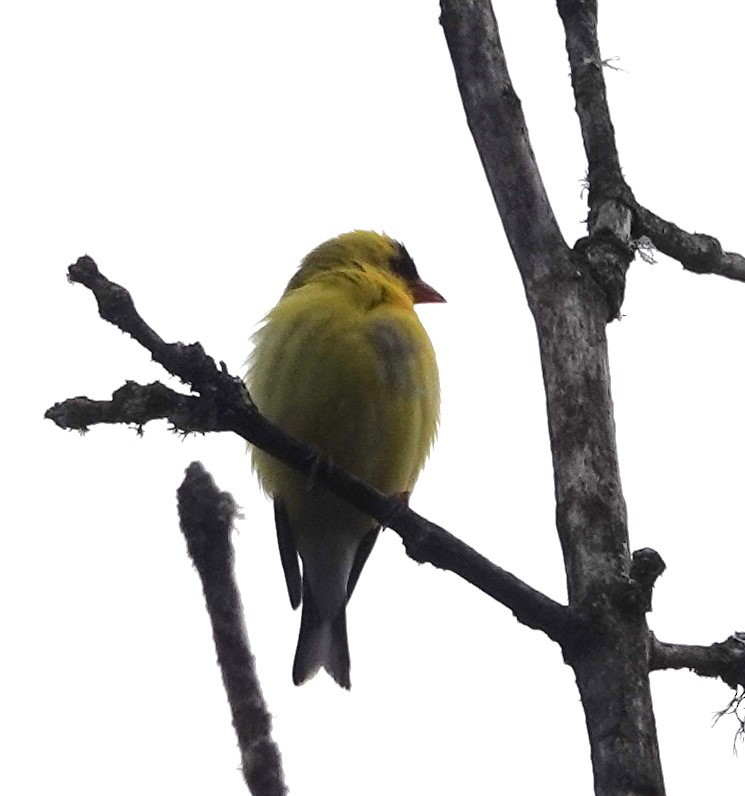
<box><xmin>3</xmin><ymin>1</ymin><xmax>744</xmax><ymax>793</ymax></box>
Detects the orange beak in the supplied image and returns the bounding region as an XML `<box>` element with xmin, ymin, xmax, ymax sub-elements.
<box><xmin>410</xmin><ymin>278</ymin><xmax>446</xmax><ymax>304</ymax></box>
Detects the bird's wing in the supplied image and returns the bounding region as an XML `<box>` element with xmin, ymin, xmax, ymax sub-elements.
<box><xmin>346</xmin><ymin>526</ymin><xmax>380</xmax><ymax>599</ymax></box>
<box><xmin>274</xmin><ymin>498</ymin><xmax>302</xmax><ymax>609</ymax></box>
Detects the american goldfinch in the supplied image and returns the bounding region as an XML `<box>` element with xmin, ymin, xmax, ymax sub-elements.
<box><xmin>246</xmin><ymin>230</ymin><xmax>443</xmax><ymax>688</ymax></box>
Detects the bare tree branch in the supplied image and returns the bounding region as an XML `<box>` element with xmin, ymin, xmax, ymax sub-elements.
<box><xmin>46</xmin><ymin>381</ymin><xmax>200</xmax><ymax>432</ymax></box>
<box><xmin>556</xmin><ymin>0</ymin><xmax>627</xmax><ymax>203</ymax></box>
<box><xmin>713</xmin><ymin>689</ymin><xmax>745</xmax><ymax>753</ymax></box>
<box><xmin>556</xmin><ymin>0</ymin><xmax>635</xmax><ymax>319</ymax></box>
<box><xmin>46</xmin><ymin>256</ymin><xmax>577</xmax><ymax>646</ymax></box>
<box><xmin>556</xmin><ymin>0</ymin><xmax>745</xmax><ymax>291</ymax></box>
<box><xmin>650</xmin><ymin>633</ymin><xmax>745</xmax><ymax>690</ymax></box>
<box><xmin>439</xmin><ymin>0</ymin><xmax>569</xmax><ymax>290</ymax></box>
<box><xmin>177</xmin><ymin>463</ymin><xmax>287</xmax><ymax>796</ymax></box>
<box><xmin>58</xmin><ymin>255</ymin><xmax>229</xmax><ymax>391</ymax></box>
<box><xmin>632</xmin><ymin>206</ymin><xmax>745</xmax><ymax>282</ymax></box>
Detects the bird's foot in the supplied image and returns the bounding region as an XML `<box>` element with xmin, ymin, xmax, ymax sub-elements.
<box><xmin>382</xmin><ymin>490</ymin><xmax>411</xmax><ymax>528</ymax></box>
<box><xmin>304</xmin><ymin>445</ymin><xmax>326</xmax><ymax>493</ymax></box>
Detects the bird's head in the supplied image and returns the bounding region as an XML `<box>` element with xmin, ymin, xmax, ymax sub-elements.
<box><xmin>286</xmin><ymin>230</ymin><xmax>446</xmax><ymax>305</ymax></box>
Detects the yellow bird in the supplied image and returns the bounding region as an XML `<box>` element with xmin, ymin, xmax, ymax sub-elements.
<box><xmin>245</xmin><ymin>230</ymin><xmax>443</xmax><ymax>688</ymax></box>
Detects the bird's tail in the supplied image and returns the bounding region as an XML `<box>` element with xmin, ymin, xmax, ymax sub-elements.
<box><xmin>292</xmin><ymin>580</ymin><xmax>351</xmax><ymax>689</ymax></box>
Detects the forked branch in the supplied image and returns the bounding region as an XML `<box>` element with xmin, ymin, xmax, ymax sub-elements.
<box><xmin>557</xmin><ymin>0</ymin><xmax>745</xmax><ymax>289</ymax></box>
<box><xmin>46</xmin><ymin>256</ymin><xmax>576</xmax><ymax>646</ymax></box>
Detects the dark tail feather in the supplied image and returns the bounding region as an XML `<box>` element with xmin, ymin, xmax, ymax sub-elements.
<box><xmin>292</xmin><ymin>581</ymin><xmax>351</xmax><ymax>689</ymax></box>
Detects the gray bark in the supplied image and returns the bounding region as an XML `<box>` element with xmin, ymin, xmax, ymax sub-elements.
<box><xmin>439</xmin><ymin>1</ymin><xmax>664</xmax><ymax>792</ymax></box>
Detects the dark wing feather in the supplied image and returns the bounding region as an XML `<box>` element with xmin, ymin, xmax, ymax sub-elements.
<box><xmin>346</xmin><ymin>526</ymin><xmax>380</xmax><ymax>600</ymax></box>
<box><xmin>274</xmin><ymin>499</ymin><xmax>302</xmax><ymax>609</ymax></box>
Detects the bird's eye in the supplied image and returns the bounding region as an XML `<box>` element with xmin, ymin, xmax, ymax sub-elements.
<box><xmin>391</xmin><ymin>243</ymin><xmax>420</xmax><ymax>282</ymax></box>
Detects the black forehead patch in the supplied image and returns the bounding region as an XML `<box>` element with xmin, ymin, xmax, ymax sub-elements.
<box><xmin>390</xmin><ymin>242</ymin><xmax>420</xmax><ymax>281</ymax></box>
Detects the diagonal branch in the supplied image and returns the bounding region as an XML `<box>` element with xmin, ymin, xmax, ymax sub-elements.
<box><xmin>650</xmin><ymin>633</ymin><xmax>745</xmax><ymax>690</ymax></box>
<box><xmin>46</xmin><ymin>256</ymin><xmax>577</xmax><ymax>646</ymax></box>
<box><xmin>440</xmin><ymin>0</ymin><xmax>569</xmax><ymax>290</ymax></box>
<box><xmin>632</xmin><ymin>205</ymin><xmax>745</xmax><ymax>282</ymax></box>
<box><xmin>64</xmin><ymin>256</ymin><xmax>222</xmax><ymax>391</ymax></box>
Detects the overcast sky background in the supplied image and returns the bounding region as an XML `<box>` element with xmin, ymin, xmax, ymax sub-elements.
<box><xmin>4</xmin><ymin>1</ymin><xmax>744</xmax><ymax>793</ymax></box>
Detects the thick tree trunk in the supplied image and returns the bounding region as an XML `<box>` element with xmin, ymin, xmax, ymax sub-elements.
<box><xmin>440</xmin><ymin>1</ymin><xmax>666</xmax><ymax>792</ymax></box>
<box><xmin>533</xmin><ymin>274</ymin><xmax>665</xmax><ymax>794</ymax></box>
<box><xmin>572</xmin><ymin>628</ymin><xmax>663</xmax><ymax>796</ymax></box>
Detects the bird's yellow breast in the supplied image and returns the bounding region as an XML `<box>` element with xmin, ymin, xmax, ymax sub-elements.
<box><xmin>246</xmin><ymin>266</ymin><xmax>440</xmax><ymax>503</ymax></box>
